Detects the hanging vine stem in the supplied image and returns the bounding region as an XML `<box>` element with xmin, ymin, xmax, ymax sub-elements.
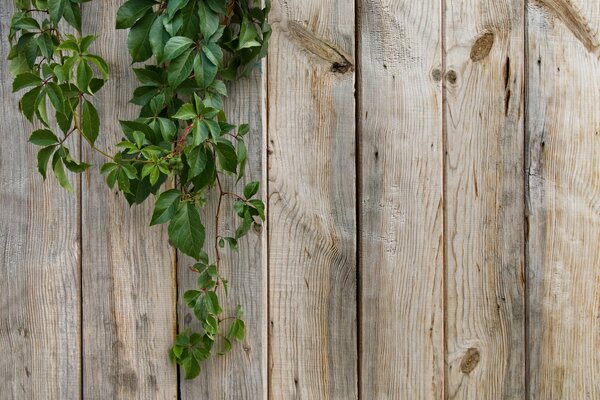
<box><xmin>8</xmin><ymin>0</ymin><xmax>271</xmax><ymax>379</ymax></box>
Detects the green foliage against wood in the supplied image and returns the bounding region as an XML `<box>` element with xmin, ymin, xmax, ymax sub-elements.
<box><xmin>8</xmin><ymin>0</ymin><xmax>270</xmax><ymax>379</ymax></box>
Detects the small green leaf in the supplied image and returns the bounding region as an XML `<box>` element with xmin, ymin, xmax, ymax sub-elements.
<box><xmin>81</xmin><ymin>100</ymin><xmax>100</xmax><ymax>145</ymax></box>
<box><xmin>238</xmin><ymin>16</ymin><xmax>261</xmax><ymax>50</ymax></box>
<box><xmin>52</xmin><ymin>152</ymin><xmax>73</xmax><ymax>192</ymax></box>
<box><xmin>228</xmin><ymin>319</ymin><xmax>245</xmax><ymax>342</ymax></box>
<box><xmin>173</xmin><ymin>103</ymin><xmax>197</xmax><ymax>120</ymax></box>
<box><xmin>215</xmin><ymin>141</ymin><xmax>237</xmax><ymax>173</ymax></box>
<box><xmin>37</xmin><ymin>145</ymin><xmax>57</xmax><ymax>179</ymax></box>
<box><xmin>29</xmin><ymin>129</ymin><xmax>59</xmax><ymax>147</ymax></box>
<box><xmin>12</xmin><ymin>73</ymin><xmax>41</xmax><ymax>92</ymax></box>
<box><xmin>182</xmin><ymin>356</ymin><xmax>201</xmax><ymax>380</ymax></box>
<box><xmin>163</xmin><ymin>36</ymin><xmax>194</xmax><ymax>61</ymax></box>
<box><xmin>244</xmin><ymin>181</ymin><xmax>260</xmax><ymax>199</ymax></box>
<box><xmin>77</xmin><ymin>60</ymin><xmax>93</xmax><ymax>93</ymax></box>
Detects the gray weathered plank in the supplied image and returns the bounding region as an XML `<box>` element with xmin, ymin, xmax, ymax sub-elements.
<box><xmin>0</xmin><ymin>5</ymin><xmax>81</xmax><ymax>399</ymax></box>
<box><xmin>358</xmin><ymin>0</ymin><xmax>444</xmax><ymax>398</ymax></box>
<box><xmin>178</xmin><ymin>66</ymin><xmax>268</xmax><ymax>399</ymax></box>
<box><xmin>527</xmin><ymin>0</ymin><xmax>600</xmax><ymax>397</ymax></box>
<box><xmin>268</xmin><ymin>0</ymin><xmax>357</xmax><ymax>398</ymax></box>
<box><xmin>81</xmin><ymin>2</ymin><xmax>177</xmax><ymax>398</ymax></box>
<box><xmin>444</xmin><ymin>0</ymin><xmax>525</xmax><ymax>398</ymax></box>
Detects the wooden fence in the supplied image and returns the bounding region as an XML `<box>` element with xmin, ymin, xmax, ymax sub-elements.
<box><xmin>1</xmin><ymin>0</ymin><xmax>599</xmax><ymax>398</ymax></box>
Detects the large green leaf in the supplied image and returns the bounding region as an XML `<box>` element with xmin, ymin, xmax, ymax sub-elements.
<box><xmin>168</xmin><ymin>49</ymin><xmax>194</xmax><ymax>88</ymax></box>
<box><xmin>127</xmin><ymin>12</ymin><xmax>157</xmax><ymax>62</ymax></box>
<box><xmin>116</xmin><ymin>0</ymin><xmax>155</xmax><ymax>29</ymax></box>
<box><xmin>168</xmin><ymin>202</ymin><xmax>205</xmax><ymax>259</ymax></box>
<box><xmin>150</xmin><ymin>189</ymin><xmax>182</xmax><ymax>226</ymax></box>
<box><xmin>163</xmin><ymin>36</ymin><xmax>194</xmax><ymax>61</ymax></box>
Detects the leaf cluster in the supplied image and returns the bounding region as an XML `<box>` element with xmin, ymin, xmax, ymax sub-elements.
<box><xmin>9</xmin><ymin>0</ymin><xmax>270</xmax><ymax>379</ymax></box>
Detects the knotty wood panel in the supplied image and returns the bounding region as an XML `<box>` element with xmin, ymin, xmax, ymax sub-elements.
<box><xmin>444</xmin><ymin>0</ymin><xmax>525</xmax><ymax>398</ymax></box>
<box><xmin>81</xmin><ymin>2</ymin><xmax>177</xmax><ymax>398</ymax></box>
<box><xmin>268</xmin><ymin>0</ymin><xmax>357</xmax><ymax>397</ymax></box>
<box><xmin>0</xmin><ymin>5</ymin><xmax>81</xmax><ymax>399</ymax></box>
<box><xmin>178</xmin><ymin>66</ymin><xmax>268</xmax><ymax>399</ymax></box>
<box><xmin>358</xmin><ymin>1</ymin><xmax>444</xmax><ymax>398</ymax></box>
<box><xmin>527</xmin><ymin>1</ymin><xmax>600</xmax><ymax>397</ymax></box>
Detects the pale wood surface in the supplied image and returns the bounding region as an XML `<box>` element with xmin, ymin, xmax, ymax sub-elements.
<box><xmin>267</xmin><ymin>0</ymin><xmax>358</xmax><ymax>398</ymax></box>
<box><xmin>178</xmin><ymin>66</ymin><xmax>268</xmax><ymax>400</ymax></box>
<box><xmin>444</xmin><ymin>0</ymin><xmax>525</xmax><ymax>398</ymax></box>
<box><xmin>527</xmin><ymin>1</ymin><xmax>600</xmax><ymax>398</ymax></box>
<box><xmin>81</xmin><ymin>2</ymin><xmax>177</xmax><ymax>398</ymax></box>
<box><xmin>2</xmin><ymin>0</ymin><xmax>600</xmax><ymax>398</ymax></box>
<box><xmin>358</xmin><ymin>0</ymin><xmax>445</xmax><ymax>398</ymax></box>
<box><xmin>0</xmin><ymin>4</ymin><xmax>81</xmax><ymax>399</ymax></box>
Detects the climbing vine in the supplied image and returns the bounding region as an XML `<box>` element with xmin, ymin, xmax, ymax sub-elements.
<box><xmin>8</xmin><ymin>0</ymin><xmax>270</xmax><ymax>379</ymax></box>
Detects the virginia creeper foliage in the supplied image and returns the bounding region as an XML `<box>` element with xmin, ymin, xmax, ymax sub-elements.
<box><xmin>8</xmin><ymin>0</ymin><xmax>270</xmax><ymax>379</ymax></box>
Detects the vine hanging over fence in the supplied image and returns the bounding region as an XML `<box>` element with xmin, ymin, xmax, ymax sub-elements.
<box><xmin>8</xmin><ymin>0</ymin><xmax>271</xmax><ymax>379</ymax></box>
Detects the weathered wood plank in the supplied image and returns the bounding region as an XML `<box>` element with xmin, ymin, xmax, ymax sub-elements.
<box><xmin>358</xmin><ymin>1</ymin><xmax>444</xmax><ymax>398</ymax></box>
<box><xmin>527</xmin><ymin>1</ymin><xmax>600</xmax><ymax>397</ymax></box>
<box><xmin>178</xmin><ymin>66</ymin><xmax>268</xmax><ymax>399</ymax></box>
<box><xmin>444</xmin><ymin>1</ymin><xmax>525</xmax><ymax>398</ymax></box>
<box><xmin>0</xmin><ymin>5</ymin><xmax>81</xmax><ymax>399</ymax></box>
<box><xmin>268</xmin><ymin>0</ymin><xmax>357</xmax><ymax>398</ymax></box>
<box><xmin>81</xmin><ymin>2</ymin><xmax>177</xmax><ymax>398</ymax></box>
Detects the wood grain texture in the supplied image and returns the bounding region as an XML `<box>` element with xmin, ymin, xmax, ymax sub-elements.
<box><xmin>444</xmin><ymin>0</ymin><xmax>525</xmax><ymax>398</ymax></box>
<box><xmin>81</xmin><ymin>2</ymin><xmax>177</xmax><ymax>398</ymax></box>
<box><xmin>527</xmin><ymin>1</ymin><xmax>600</xmax><ymax>397</ymax></box>
<box><xmin>268</xmin><ymin>0</ymin><xmax>357</xmax><ymax>398</ymax></box>
<box><xmin>0</xmin><ymin>5</ymin><xmax>81</xmax><ymax>399</ymax></box>
<box><xmin>178</xmin><ymin>66</ymin><xmax>268</xmax><ymax>400</ymax></box>
<box><xmin>358</xmin><ymin>1</ymin><xmax>444</xmax><ymax>398</ymax></box>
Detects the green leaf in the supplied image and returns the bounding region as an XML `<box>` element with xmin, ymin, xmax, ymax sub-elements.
<box><xmin>237</xmin><ymin>140</ymin><xmax>247</xmax><ymax>182</ymax></box>
<box><xmin>77</xmin><ymin>60</ymin><xmax>93</xmax><ymax>93</ymax></box>
<box><xmin>127</xmin><ymin>12</ymin><xmax>157</xmax><ymax>63</ymax></box>
<box><xmin>244</xmin><ymin>181</ymin><xmax>260</xmax><ymax>199</ymax></box>
<box><xmin>12</xmin><ymin>73</ymin><xmax>41</xmax><ymax>92</ymax></box>
<box><xmin>37</xmin><ymin>145</ymin><xmax>57</xmax><ymax>179</ymax></box>
<box><xmin>163</xmin><ymin>36</ymin><xmax>194</xmax><ymax>61</ymax></box>
<box><xmin>198</xmin><ymin>2</ymin><xmax>219</xmax><ymax>40</ymax></box>
<box><xmin>206</xmin><ymin>0</ymin><xmax>226</xmax><ymax>14</ymax></box>
<box><xmin>62</xmin><ymin>1</ymin><xmax>82</xmax><ymax>31</ymax></box>
<box><xmin>229</xmin><ymin>319</ymin><xmax>245</xmax><ymax>342</ymax></box>
<box><xmin>173</xmin><ymin>103</ymin><xmax>197</xmax><ymax>120</ymax></box>
<box><xmin>168</xmin><ymin>49</ymin><xmax>194</xmax><ymax>88</ymax></box>
<box><xmin>182</xmin><ymin>356</ymin><xmax>201</xmax><ymax>380</ymax></box>
<box><xmin>187</xmin><ymin>146</ymin><xmax>207</xmax><ymax>178</ymax></box>
<box><xmin>52</xmin><ymin>152</ymin><xmax>73</xmax><ymax>192</ymax></box>
<box><xmin>193</xmin><ymin>52</ymin><xmax>217</xmax><ymax>88</ymax></box>
<box><xmin>168</xmin><ymin>202</ymin><xmax>205</xmax><ymax>259</ymax></box>
<box><xmin>20</xmin><ymin>86</ymin><xmax>42</xmax><ymax>121</ymax></box>
<box><xmin>215</xmin><ymin>141</ymin><xmax>237</xmax><ymax>173</ymax></box>
<box><xmin>150</xmin><ymin>189</ymin><xmax>182</xmax><ymax>226</ymax></box>
<box><xmin>238</xmin><ymin>16</ymin><xmax>261</xmax><ymax>50</ymax></box>
<box><xmin>192</xmin><ymin>120</ymin><xmax>210</xmax><ymax>145</ymax></box>
<box><xmin>167</xmin><ymin>0</ymin><xmax>189</xmax><ymax>18</ymax></box>
<box><xmin>48</xmin><ymin>0</ymin><xmax>67</xmax><ymax>23</ymax></box>
<box><xmin>149</xmin><ymin>15</ymin><xmax>168</xmax><ymax>62</ymax></box>
<box><xmin>81</xmin><ymin>100</ymin><xmax>100</xmax><ymax>145</ymax></box>
<box><xmin>29</xmin><ymin>129</ymin><xmax>59</xmax><ymax>146</ymax></box>
<box><xmin>116</xmin><ymin>0</ymin><xmax>155</xmax><ymax>29</ymax></box>
<box><xmin>183</xmin><ymin>290</ymin><xmax>201</xmax><ymax>307</ymax></box>
<box><xmin>204</xmin><ymin>291</ymin><xmax>221</xmax><ymax>315</ymax></box>
<box><xmin>45</xmin><ymin>82</ymin><xmax>65</xmax><ymax>112</ymax></box>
